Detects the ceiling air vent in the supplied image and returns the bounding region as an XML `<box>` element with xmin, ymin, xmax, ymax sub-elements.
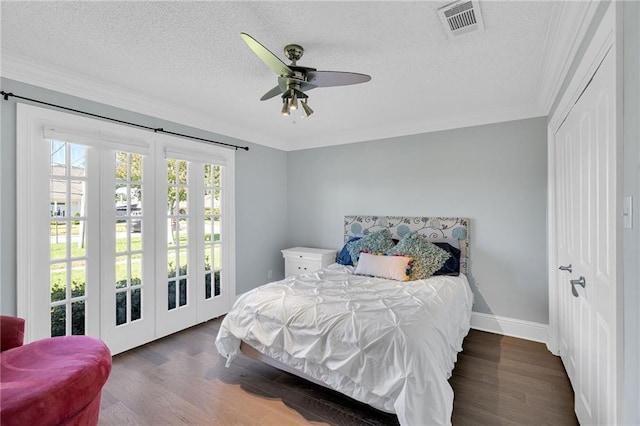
<box><xmin>438</xmin><ymin>0</ymin><xmax>484</xmax><ymax>40</ymax></box>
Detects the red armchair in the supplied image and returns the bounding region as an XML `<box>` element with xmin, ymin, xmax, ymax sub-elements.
<box><xmin>0</xmin><ymin>315</ymin><xmax>112</xmax><ymax>426</ymax></box>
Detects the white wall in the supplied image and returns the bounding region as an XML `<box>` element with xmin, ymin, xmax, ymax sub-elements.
<box><xmin>286</xmin><ymin>117</ymin><xmax>548</xmax><ymax>325</ymax></box>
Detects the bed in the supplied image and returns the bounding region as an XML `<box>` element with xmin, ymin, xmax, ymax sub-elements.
<box><xmin>215</xmin><ymin>216</ymin><xmax>473</xmax><ymax>426</ymax></box>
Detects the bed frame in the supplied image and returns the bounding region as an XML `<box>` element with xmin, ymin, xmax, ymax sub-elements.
<box><xmin>239</xmin><ymin>215</ymin><xmax>470</xmax><ymax>390</ymax></box>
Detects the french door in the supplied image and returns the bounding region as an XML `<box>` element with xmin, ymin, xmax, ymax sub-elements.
<box><xmin>17</xmin><ymin>104</ymin><xmax>235</xmax><ymax>355</ymax></box>
<box><xmin>155</xmin><ymin>148</ymin><xmax>230</xmax><ymax>337</ymax></box>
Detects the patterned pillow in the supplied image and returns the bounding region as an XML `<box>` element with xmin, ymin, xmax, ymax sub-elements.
<box><xmin>387</xmin><ymin>232</ymin><xmax>451</xmax><ymax>280</ymax></box>
<box><xmin>346</xmin><ymin>228</ymin><xmax>396</xmax><ymax>265</ymax></box>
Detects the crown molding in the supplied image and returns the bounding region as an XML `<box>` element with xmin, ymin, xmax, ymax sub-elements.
<box><xmin>287</xmin><ymin>103</ymin><xmax>545</xmax><ymax>151</ymax></box>
<box><xmin>1</xmin><ymin>52</ymin><xmax>288</xmax><ymax>151</ymax></box>
<box><xmin>536</xmin><ymin>0</ymin><xmax>602</xmax><ymax>114</ymax></box>
<box><xmin>3</xmin><ymin>51</ymin><xmax>547</xmax><ymax>153</ymax></box>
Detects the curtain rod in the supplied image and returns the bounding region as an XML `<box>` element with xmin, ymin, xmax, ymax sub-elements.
<box><xmin>0</xmin><ymin>90</ymin><xmax>250</xmax><ymax>151</ymax></box>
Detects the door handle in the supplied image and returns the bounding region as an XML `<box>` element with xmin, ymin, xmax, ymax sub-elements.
<box><xmin>570</xmin><ymin>276</ymin><xmax>586</xmax><ymax>297</ymax></box>
<box><xmin>559</xmin><ymin>264</ymin><xmax>572</xmax><ymax>273</ymax></box>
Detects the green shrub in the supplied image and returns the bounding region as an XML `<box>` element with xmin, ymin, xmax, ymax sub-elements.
<box><xmin>50</xmin><ymin>266</ymin><xmax>221</xmax><ymax>337</ymax></box>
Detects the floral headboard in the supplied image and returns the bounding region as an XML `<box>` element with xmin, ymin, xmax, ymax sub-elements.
<box><xmin>344</xmin><ymin>216</ymin><xmax>470</xmax><ymax>275</ymax></box>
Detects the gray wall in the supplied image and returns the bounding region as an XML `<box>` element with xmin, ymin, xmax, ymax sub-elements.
<box><xmin>622</xmin><ymin>1</ymin><xmax>640</xmax><ymax>423</ymax></box>
<box><xmin>286</xmin><ymin>117</ymin><xmax>548</xmax><ymax>324</ymax></box>
<box><xmin>235</xmin><ymin>142</ymin><xmax>288</xmax><ymax>293</ymax></box>
<box><xmin>0</xmin><ymin>78</ymin><xmax>289</xmax><ymax>315</ymax></box>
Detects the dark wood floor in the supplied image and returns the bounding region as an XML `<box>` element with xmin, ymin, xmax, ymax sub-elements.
<box><xmin>99</xmin><ymin>317</ymin><xmax>577</xmax><ymax>425</ymax></box>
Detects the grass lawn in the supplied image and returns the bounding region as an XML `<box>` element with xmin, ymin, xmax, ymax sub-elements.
<box><xmin>50</xmin><ymin>232</ymin><xmax>221</xmax><ymax>292</ymax></box>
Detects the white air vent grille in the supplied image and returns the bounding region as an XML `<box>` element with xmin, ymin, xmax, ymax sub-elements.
<box><xmin>438</xmin><ymin>0</ymin><xmax>485</xmax><ymax>39</ymax></box>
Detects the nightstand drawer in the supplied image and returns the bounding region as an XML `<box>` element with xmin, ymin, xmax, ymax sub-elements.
<box><xmin>281</xmin><ymin>247</ymin><xmax>337</xmax><ymax>278</ymax></box>
<box><xmin>285</xmin><ymin>259</ymin><xmax>317</xmax><ymax>277</ymax></box>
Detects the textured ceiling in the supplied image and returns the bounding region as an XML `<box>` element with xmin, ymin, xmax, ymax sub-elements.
<box><xmin>1</xmin><ymin>1</ymin><xmax>558</xmax><ymax>151</ymax></box>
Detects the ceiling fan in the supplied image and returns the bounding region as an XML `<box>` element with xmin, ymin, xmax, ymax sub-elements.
<box><xmin>241</xmin><ymin>33</ymin><xmax>371</xmax><ymax>117</ymax></box>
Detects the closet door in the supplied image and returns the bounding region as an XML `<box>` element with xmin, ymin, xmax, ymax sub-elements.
<box><xmin>552</xmin><ymin>44</ymin><xmax>619</xmax><ymax>425</ymax></box>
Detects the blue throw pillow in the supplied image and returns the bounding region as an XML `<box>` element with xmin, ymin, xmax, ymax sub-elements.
<box><xmin>432</xmin><ymin>242</ymin><xmax>461</xmax><ymax>276</ymax></box>
<box><xmin>336</xmin><ymin>235</ymin><xmax>362</xmax><ymax>265</ymax></box>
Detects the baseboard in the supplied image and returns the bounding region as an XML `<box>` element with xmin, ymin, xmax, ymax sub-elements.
<box><xmin>470</xmin><ymin>312</ymin><xmax>548</xmax><ymax>344</ymax></box>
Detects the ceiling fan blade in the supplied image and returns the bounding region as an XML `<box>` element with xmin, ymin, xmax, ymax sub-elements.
<box><xmin>306</xmin><ymin>71</ymin><xmax>371</xmax><ymax>87</ymax></box>
<box><xmin>260</xmin><ymin>85</ymin><xmax>283</xmax><ymax>101</ymax></box>
<box><xmin>241</xmin><ymin>33</ymin><xmax>293</xmax><ymax>77</ymax></box>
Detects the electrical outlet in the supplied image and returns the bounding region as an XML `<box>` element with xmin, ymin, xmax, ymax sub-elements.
<box><xmin>267</xmin><ymin>270</ymin><xmax>273</xmax><ymax>280</ymax></box>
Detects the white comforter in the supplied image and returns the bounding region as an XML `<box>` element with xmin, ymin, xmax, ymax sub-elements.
<box><xmin>215</xmin><ymin>264</ymin><xmax>473</xmax><ymax>426</ymax></box>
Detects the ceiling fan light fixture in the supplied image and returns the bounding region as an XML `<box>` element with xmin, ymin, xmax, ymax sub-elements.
<box><xmin>281</xmin><ymin>98</ymin><xmax>290</xmax><ymax>116</ymax></box>
<box><xmin>302</xmin><ymin>100</ymin><xmax>314</xmax><ymax>117</ymax></box>
<box><xmin>289</xmin><ymin>90</ymin><xmax>298</xmax><ymax>111</ymax></box>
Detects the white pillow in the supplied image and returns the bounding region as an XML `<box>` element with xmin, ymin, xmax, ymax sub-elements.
<box><xmin>354</xmin><ymin>252</ymin><xmax>412</xmax><ymax>281</ymax></box>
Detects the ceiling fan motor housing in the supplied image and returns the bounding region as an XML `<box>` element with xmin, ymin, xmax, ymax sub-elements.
<box><xmin>284</xmin><ymin>44</ymin><xmax>304</xmax><ymax>64</ymax></box>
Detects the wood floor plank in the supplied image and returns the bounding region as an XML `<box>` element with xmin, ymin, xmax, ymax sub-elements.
<box><xmin>99</xmin><ymin>318</ymin><xmax>577</xmax><ymax>425</ymax></box>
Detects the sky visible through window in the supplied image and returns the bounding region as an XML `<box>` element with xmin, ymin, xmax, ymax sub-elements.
<box><xmin>50</xmin><ymin>140</ymin><xmax>86</xmax><ymax>168</ymax></box>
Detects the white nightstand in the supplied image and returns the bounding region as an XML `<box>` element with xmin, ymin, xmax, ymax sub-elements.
<box><xmin>281</xmin><ymin>247</ymin><xmax>337</xmax><ymax>277</ymax></box>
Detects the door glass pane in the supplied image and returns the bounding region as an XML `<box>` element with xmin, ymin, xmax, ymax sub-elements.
<box><xmin>167</xmin><ymin>158</ymin><xmax>189</xmax><ymax>311</ymax></box>
<box><xmin>213</xmin><ymin>165</ymin><xmax>221</xmax><ymax>188</ymax></box>
<box><xmin>50</xmin><ymin>220</ymin><xmax>67</xmax><ymax>259</ymax></box>
<box><xmin>168</xmin><ymin>280</ymin><xmax>176</xmax><ymax>310</ymax></box>
<box><xmin>178</xmin><ymin>160</ymin><xmax>188</xmax><ymax>185</ymax></box>
<box><xmin>131</xmin><ymin>253</ymin><xmax>142</xmax><ymax>286</ymax></box>
<box><xmin>71</xmin><ymin>220</ymin><xmax>87</xmax><ymax>258</ymax></box>
<box><xmin>203</xmin><ymin>163</ymin><xmax>222</xmax><ymax>299</ymax></box>
<box><xmin>131</xmin><ymin>288</ymin><xmax>142</xmax><ymax>321</ymax></box>
<box><xmin>179</xmin><ymin>248</ymin><xmax>188</xmax><ymax>275</ymax></box>
<box><xmin>115</xmin><ymin>255</ymin><xmax>128</xmax><ymax>289</ymax></box>
<box><xmin>179</xmin><ymin>278</ymin><xmax>187</xmax><ymax>307</ymax></box>
<box><xmin>213</xmin><ymin>189</ymin><xmax>221</xmax><ymax>211</ymax></box>
<box><xmin>72</xmin><ymin>300</ymin><xmax>85</xmax><ymax>335</ymax></box>
<box><xmin>50</xmin><ymin>140</ymin><xmax>66</xmax><ymax>175</ymax></box>
<box><xmin>51</xmin><ymin>305</ymin><xmax>66</xmax><ymax>337</ymax></box>
<box><xmin>114</xmin><ymin>151</ymin><xmax>145</xmax><ymax>326</ymax></box>
<box><xmin>50</xmin><ymin>264</ymin><xmax>67</xmax><ymax>302</ymax></box>
<box><xmin>49</xmin><ymin>141</ymin><xmax>88</xmax><ymax>337</ymax></box>
<box><xmin>214</xmin><ymin>271</ymin><xmax>221</xmax><ymax>297</ymax></box>
<box><xmin>205</xmin><ymin>272</ymin><xmax>212</xmax><ymax>299</ymax></box>
<box><xmin>213</xmin><ymin>216</ymin><xmax>221</xmax><ymax>242</ymax></box>
<box><xmin>72</xmin><ymin>260</ymin><xmax>86</xmax><ymax>297</ymax></box>
<box><xmin>116</xmin><ymin>292</ymin><xmax>127</xmax><ymax>326</ymax></box>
